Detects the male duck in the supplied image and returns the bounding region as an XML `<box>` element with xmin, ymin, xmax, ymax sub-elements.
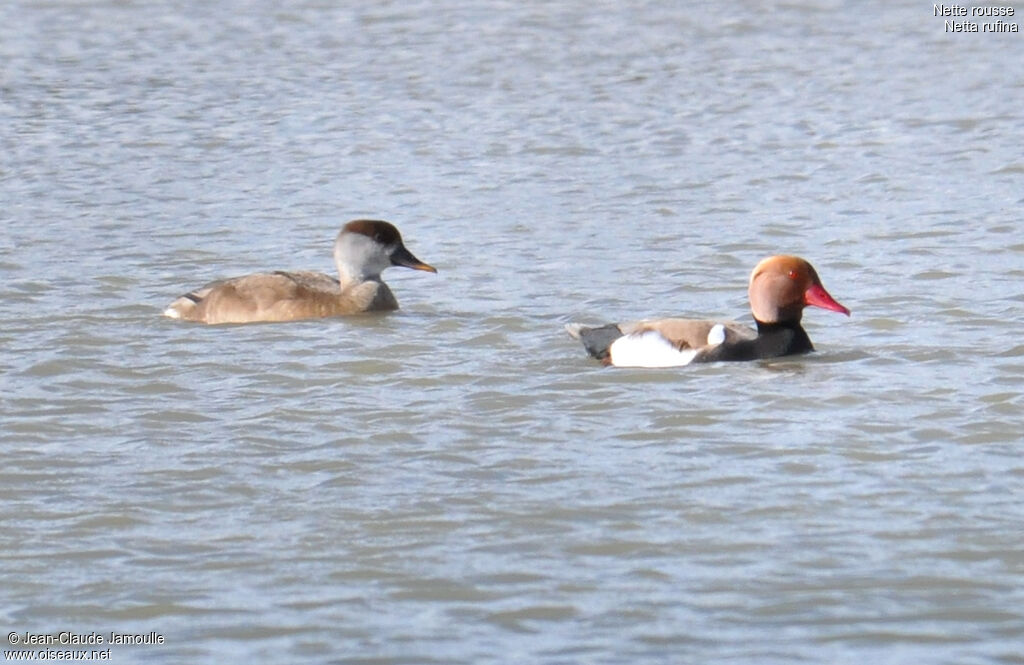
<box><xmin>566</xmin><ymin>255</ymin><xmax>849</xmax><ymax>367</ymax></box>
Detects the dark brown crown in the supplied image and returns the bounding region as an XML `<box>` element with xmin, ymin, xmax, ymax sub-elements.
<box><xmin>343</xmin><ymin>219</ymin><xmax>402</xmax><ymax>245</ymax></box>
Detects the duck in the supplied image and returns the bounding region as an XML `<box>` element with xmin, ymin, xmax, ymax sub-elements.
<box><xmin>163</xmin><ymin>219</ymin><xmax>436</xmax><ymax>324</ymax></box>
<box><xmin>565</xmin><ymin>255</ymin><xmax>849</xmax><ymax>368</ymax></box>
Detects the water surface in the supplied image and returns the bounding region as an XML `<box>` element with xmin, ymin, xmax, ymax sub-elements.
<box><xmin>2</xmin><ymin>1</ymin><xmax>1023</xmax><ymax>663</ymax></box>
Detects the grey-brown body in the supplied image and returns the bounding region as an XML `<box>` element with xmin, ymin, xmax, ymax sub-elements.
<box><xmin>165</xmin><ymin>271</ymin><xmax>399</xmax><ymax>324</ymax></box>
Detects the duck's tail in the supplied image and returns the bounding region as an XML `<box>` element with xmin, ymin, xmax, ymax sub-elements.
<box><xmin>564</xmin><ymin>323</ymin><xmax>624</xmax><ymax>362</ymax></box>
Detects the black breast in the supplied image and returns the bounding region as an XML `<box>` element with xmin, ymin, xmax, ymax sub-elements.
<box><xmin>697</xmin><ymin>321</ymin><xmax>813</xmax><ymax>362</ymax></box>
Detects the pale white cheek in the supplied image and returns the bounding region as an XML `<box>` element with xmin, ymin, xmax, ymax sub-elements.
<box><xmin>609</xmin><ymin>331</ymin><xmax>698</xmax><ymax>368</ymax></box>
<box><xmin>707</xmin><ymin>323</ymin><xmax>726</xmax><ymax>346</ymax></box>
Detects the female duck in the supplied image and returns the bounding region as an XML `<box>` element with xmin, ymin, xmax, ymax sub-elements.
<box><xmin>164</xmin><ymin>220</ymin><xmax>436</xmax><ymax>324</ymax></box>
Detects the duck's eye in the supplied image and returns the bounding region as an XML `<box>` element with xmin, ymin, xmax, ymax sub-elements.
<box><xmin>787</xmin><ymin>270</ymin><xmax>798</xmax><ymax>280</ymax></box>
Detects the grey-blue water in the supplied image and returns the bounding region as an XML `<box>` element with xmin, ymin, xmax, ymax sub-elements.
<box><xmin>3</xmin><ymin>1</ymin><xmax>1023</xmax><ymax>663</ymax></box>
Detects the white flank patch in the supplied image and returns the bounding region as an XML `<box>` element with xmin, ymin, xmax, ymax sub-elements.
<box><xmin>608</xmin><ymin>331</ymin><xmax>698</xmax><ymax>368</ymax></box>
<box><xmin>163</xmin><ymin>307</ymin><xmax>181</xmax><ymax>319</ymax></box>
<box><xmin>706</xmin><ymin>323</ymin><xmax>726</xmax><ymax>346</ymax></box>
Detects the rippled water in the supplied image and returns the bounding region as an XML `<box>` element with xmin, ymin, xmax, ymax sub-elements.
<box><xmin>3</xmin><ymin>1</ymin><xmax>1024</xmax><ymax>663</ymax></box>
